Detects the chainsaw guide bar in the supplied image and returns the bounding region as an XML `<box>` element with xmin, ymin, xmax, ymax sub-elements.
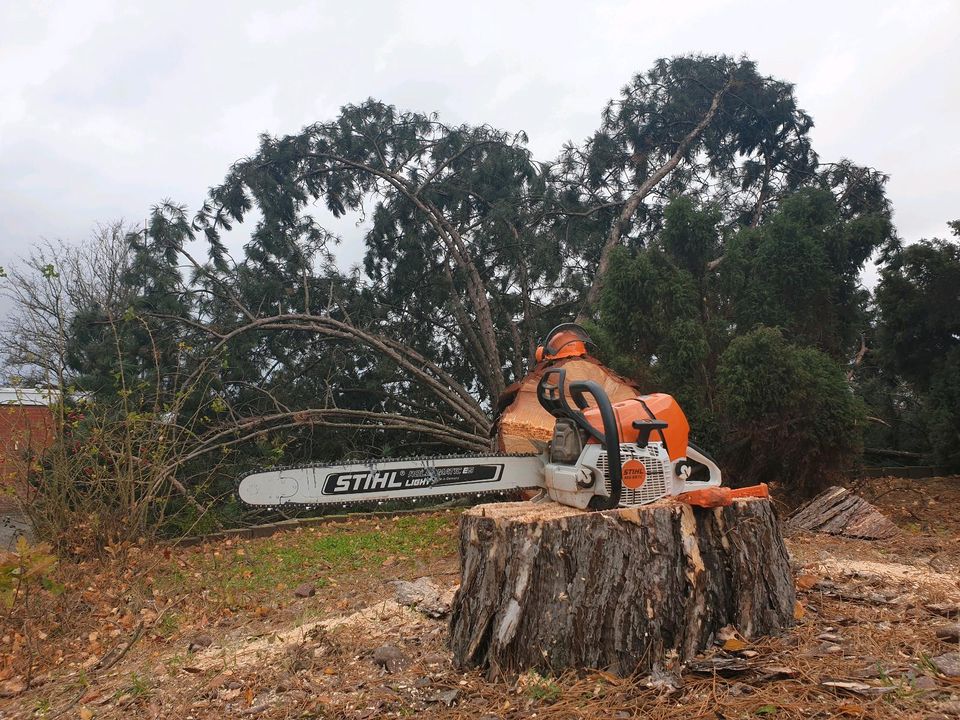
<box><xmin>237</xmin><ymin>452</ymin><xmax>544</xmax><ymax>509</ymax></box>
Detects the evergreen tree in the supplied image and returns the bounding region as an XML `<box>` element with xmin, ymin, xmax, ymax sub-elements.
<box><xmin>594</xmin><ymin>188</ymin><xmax>892</xmax><ymax>492</ymax></box>
<box><xmin>717</xmin><ymin>327</ymin><xmax>865</xmax><ymax>495</ymax></box>
<box><xmin>874</xmin><ymin>226</ymin><xmax>960</xmax><ymax>468</ymax></box>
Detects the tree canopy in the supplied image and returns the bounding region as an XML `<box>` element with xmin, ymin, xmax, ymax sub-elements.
<box><xmin>872</xmin><ymin>225</ymin><xmax>960</xmax><ymax>468</ymax></box>
<box><xmin>2</xmin><ymin>52</ymin><xmax>954</xmax><ymax>533</ymax></box>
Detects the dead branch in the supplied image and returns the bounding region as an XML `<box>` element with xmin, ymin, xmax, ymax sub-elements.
<box><xmin>172</xmin><ymin>312</ymin><xmax>489</xmax><ymax>432</ymax></box>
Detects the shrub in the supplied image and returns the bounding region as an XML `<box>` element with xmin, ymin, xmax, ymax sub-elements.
<box><xmin>717</xmin><ymin>327</ymin><xmax>864</xmax><ymax>499</ymax></box>
<box><xmin>9</xmin><ymin>398</ymin><xmax>216</xmax><ymax>556</ymax></box>
<box><xmin>0</xmin><ymin>537</ymin><xmax>59</xmax><ymax>610</ymax></box>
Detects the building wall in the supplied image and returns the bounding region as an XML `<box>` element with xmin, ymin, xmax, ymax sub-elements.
<box><xmin>0</xmin><ymin>403</ymin><xmax>55</xmax><ymax>485</ymax></box>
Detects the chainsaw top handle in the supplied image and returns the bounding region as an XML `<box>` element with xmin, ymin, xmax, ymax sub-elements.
<box><xmin>536</xmin><ymin>369</ymin><xmax>622</xmax><ymax>511</ymax></box>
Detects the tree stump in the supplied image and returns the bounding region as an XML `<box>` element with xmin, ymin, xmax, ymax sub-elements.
<box><xmin>449</xmin><ymin>498</ymin><xmax>795</xmax><ymax>677</ymax></box>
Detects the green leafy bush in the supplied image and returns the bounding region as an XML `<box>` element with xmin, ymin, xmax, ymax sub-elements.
<box><xmin>717</xmin><ymin>327</ymin><xmax>865</xmax><ymax>498</ymax></box>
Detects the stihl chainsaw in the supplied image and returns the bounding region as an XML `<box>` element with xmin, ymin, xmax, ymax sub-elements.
<box><xmin>239</xmin><ymin>365</ymin><xmax>738</xmax><ymax>512</ymax></box>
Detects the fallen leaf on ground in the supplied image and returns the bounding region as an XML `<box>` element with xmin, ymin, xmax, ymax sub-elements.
<box><xmin>723</xmin><ymin>637</ymin><xmax>749</xmax><ymax>652</ymax></box>
<box><xmin>836</xmin><ymin>703</ymin><xmax>866</xmax><ymax>716</ymax></box>
<box><xmin>796</xmin><ymin>574</ymin><xmax>819</xmax><ymax>590</ymax></box>
<box><xmin>0</xmin><ymin>678</ymin><xmax>26</xmax><ymax>697</ymax></box>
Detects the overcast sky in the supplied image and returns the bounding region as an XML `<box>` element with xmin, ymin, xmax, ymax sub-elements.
<box><xmin>1</xmin><ymin>0</ymin><xmax>957</xmax><ymax>280</ymax></box>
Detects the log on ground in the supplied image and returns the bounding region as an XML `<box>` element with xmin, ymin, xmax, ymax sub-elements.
<box><xmin>449</xmin><ymin>498</ymin><xmax>795</xmax><ymax>677</ymax></box>
<box><xmin>787</xmin><ymin>485</ymin><xmax>899</xmax><ymax>540</ymax></box>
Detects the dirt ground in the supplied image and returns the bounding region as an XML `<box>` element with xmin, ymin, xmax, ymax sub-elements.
<box><xmin>2</xmin><ymin>476</ymin><xmax>960</xmax><ymax>719</ymax></box>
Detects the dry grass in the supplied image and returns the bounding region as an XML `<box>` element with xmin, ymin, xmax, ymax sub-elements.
<box><xmin>2</xmin><ymin>479</ymin><xmax>960</xmax><ymax>719</ymax></box>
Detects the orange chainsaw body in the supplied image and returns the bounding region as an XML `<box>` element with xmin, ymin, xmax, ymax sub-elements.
<box><xmin>580</xmin><ymin>393</ymin><xmax>690</xmax><ymax>461</ymax></box>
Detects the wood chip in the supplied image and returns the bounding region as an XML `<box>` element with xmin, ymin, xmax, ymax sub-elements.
<box><xmin>930</xmin><ymin>652</ymin><xmax>960</xmax><ymax>678</ymax></box>
<box><xmin>822</xmin><ymin>680</ymin><xmax>896</xmax><ymax>696</ymax></box>
<box><xmin>927</xmin><ymin>603</ymin><xmax>960</xmax><ymax>618</ymax></box>
<box><xmin>293</xmin><ymin>583</ymin><xmax>316</xmax><ymax>598</ymax></box>
<box><xmin>687</xmin><ymin>657</ymin><xmax>750</xmax><ymax>676</ymax></box>
<box><xmin>935</xmin><ymin>624</ymin><xmax>960</xmax><ymax>642</ymax></box>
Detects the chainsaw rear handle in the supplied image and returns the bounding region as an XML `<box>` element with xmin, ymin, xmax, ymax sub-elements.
<box><xmin>536</xmin><ymin>369</ymin><xmax>621</xmax><ymax>510</ymax></box>
<box><xmin>568</xmin><ymin>380</ymin><xmax>622</xmax><ymax>511</ymax></box>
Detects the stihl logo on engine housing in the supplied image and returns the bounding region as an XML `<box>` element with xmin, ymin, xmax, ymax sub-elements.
<box><xmin>321</xmin><ymin>464</ymin><xmax>504</xmax><ymax>496</ymax></box>
<box><xmin>621</xmin><ymin>459</ymin><xmax>647</xmax><ymax>490</ymax></box>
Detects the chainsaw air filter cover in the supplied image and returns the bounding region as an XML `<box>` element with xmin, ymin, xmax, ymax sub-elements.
<box><xmin>549</xmin><ymin>418</ymin><xmax>584</xmax><ymax>465</ymax></box>
<box><xmin>598</xmin><ymin>443</ymin><xmax>672</xmax><ymax>506</ymax></box>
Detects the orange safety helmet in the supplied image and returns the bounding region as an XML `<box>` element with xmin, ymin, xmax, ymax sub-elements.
<box><xmin>535</xmin><ymin>323</ymin><xmax>592</xmax><ymax>362</ymax></box>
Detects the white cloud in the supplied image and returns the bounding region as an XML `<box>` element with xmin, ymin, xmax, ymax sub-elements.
<box><xmin>245</xmin><ymin>3</ymin><xmax>325</xmax><ymax>44</ymax></box>
<box><xmin>0</xmin><ymin>0</ymin><xmax>957</xmax><ymax>279</ymax></box>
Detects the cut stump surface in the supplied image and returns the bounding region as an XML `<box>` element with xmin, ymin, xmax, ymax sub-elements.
<box><xmin>449</xmin><ymin>498</ymin><xmax>795</xmax><ymax>677</ymax></box>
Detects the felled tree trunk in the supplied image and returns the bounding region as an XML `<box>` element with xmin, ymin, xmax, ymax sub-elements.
<box><xmin>449</xmin><ymin>498</ymin><xmax>795</xmax><ymax>677</ymax></box>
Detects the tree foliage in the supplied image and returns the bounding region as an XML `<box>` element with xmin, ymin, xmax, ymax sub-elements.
<box><xmin>720</xmin><ymin>187</ymin><xmax>891</xmax><ymax>358</ymax></box>
<box><xmin>591</xmin><ymin>187</ymin><xmax>891</xmax><ymax>490</ymax></box>
<box><xmin>874</xmin><ymin>227</ymin><xmax>960</xmax><ymax>469</ymax></box>
<box><xmin>555</xmin><ymin>55</ymin><xmax>820</xmax><ymax>318</ymax></box>
<box><xmin>193</xmin><ymin>100</ymin><xmax>558</xmax><ymax>401</ymax></box>
<box><xmin>717</xmin><ymin>328</ymin><xmax>864</xmax><ymax>494</ymax></box>
<box><xmin>1</xmin><ymin>53</ymin><xmax>952</xmax><ymax>532</ymax></box>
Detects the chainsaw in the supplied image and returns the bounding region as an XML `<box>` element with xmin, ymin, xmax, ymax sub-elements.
<box><xmin>238</xmin><ymin>364</ymin><xmax>751</xmax><ymax>512</ymax></box>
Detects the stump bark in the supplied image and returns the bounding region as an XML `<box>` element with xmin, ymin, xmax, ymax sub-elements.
<box><xmin>449</xmin><ymin>498</ymin><xmax>795</xmax><ymax>677</ymax></box>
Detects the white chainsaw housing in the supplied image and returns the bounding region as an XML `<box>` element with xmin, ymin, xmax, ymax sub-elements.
<box><xmin>544</xmin><ymin>440</ymin><xmax>722</xmax><ymax>510</ymax></box>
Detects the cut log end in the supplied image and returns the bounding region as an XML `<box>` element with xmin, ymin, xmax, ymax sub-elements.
<box><xmin>787</xmin><ymin>485</ymin><xmax>899</xmax><ymax>540</ymax></box>
<box><xmin>449</xmin><ymin>498</ymin><xmax>795</xmax><ymax>678</ymax></box>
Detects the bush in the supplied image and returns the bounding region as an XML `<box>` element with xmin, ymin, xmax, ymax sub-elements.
<box><xmin>717</xmin><ymin>327</ymin><xmax>864</xmax><ymax>499</ymax></box>
<box><xmin>9</xmin><ymin>399</ymin><xmax>215</xmax><ymax>556</ymax></box>
<box><xmin>0</xmin><ymin>537</ymin><xmax>59</xmax><ymax>611</ymax></box>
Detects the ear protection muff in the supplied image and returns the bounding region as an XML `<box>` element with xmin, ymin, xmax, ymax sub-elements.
<box><xmin>536</xmin><ymin>323</ymin><xmax>594</xmax><ymax>362</ymax></box>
